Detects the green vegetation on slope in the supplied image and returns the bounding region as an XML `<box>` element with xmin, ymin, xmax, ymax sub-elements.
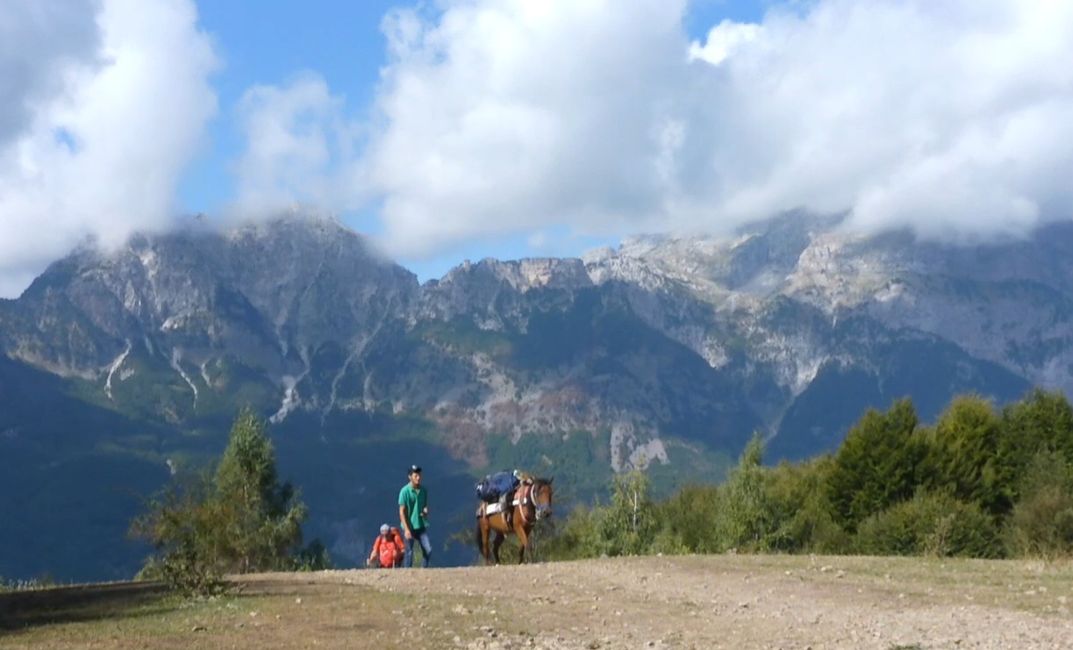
<box><xmin>536</xmin><ymin>389</ymin><xmax>1073</xmax><ymax>562</ymax></box>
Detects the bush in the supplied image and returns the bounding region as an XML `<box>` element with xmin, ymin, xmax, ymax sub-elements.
<box><xmin>130</xmin><ymin>473</ymin><xmax>229</xmax><ymax>596</ymax></box>
<box><xmin>647</xmin><ymin>526</ymin><xmax>691</xmax><ymax>556</ymax></box>
<box><xmin>131</xmin><ymin>410</ymin><xmax>309</xmax><ymax>596</ymax></box>
<box><xmin>538</xmin><ymin>505</ymin><xmax>606</xmax><ymax>561</ymax></box>
<box><xmin>711</xmin><ymin>435</ymin><xmax>775</xmax><ymax>552</ymax></box>
<box><xmin>600</xmin><ymin>471</ymin><xmax>657</xmax><ymax>556</ymax></box>
<box><xmin>292</xmin><ymin>539</ymin><xmax>333</xmax><ymax>571</ymax></box>
<box><xmin>1005</xmin><ymin>451</ymin><xmax>1073</xmax><ymax>559</ymax></box>
<box><xmin>137</xmin><ymin>547</ymin><xmax>228</xmax><ymax>597</ymax></box>
<box><xmin>0</xmin><ymin>576</ymin><xmax>54</xmax><ymax>593</ymax></box>
<box><xmin>855</xmin><ymin>491</ymin><xmax>1002</xmax><ymax>558</ymax></box>
<box><xmin>657</xmin><ymin>484</ymin><xmax>721</xmax><ymax>553</ymax></box>
<box><xmin>766</xmin><ymin>458</ymin><xmax>850</xmax><ymax>554</ymax></box>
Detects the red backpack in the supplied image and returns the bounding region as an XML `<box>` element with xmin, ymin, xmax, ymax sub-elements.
<box><xmin>374</xmin><ymin>529</ymin><xmax>404</xmax><ymax>568</ymax></box>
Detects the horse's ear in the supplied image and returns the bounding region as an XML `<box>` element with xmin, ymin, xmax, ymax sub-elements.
<box><xmin>548</xmin><ymin>476</ymin><xmax>554</xmax><ymax>485</ymax></box>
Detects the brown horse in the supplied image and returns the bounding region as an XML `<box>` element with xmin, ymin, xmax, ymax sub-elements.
<box><xmin>475</xmin><ymin>477</ymin><xmax>554</xmax><ymax>565</ymax></box>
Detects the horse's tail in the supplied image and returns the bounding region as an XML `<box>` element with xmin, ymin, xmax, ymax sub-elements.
<box><xmin>474</xmin><ymin>516</ymin><xmax>483</xmax><ymax>553</ymax></box>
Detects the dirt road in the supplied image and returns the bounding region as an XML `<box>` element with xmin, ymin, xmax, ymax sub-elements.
<box><xmin>4</xmin><ymin>554</ymin><xmax>1072</xmax><ymax>649</ymax></box>
<box><xmin>257</xmin><ymin>554</ymin><xmax>1073</xmax><ymax>649</ymax></box>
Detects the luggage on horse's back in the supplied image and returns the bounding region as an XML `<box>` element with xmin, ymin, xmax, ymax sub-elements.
<box><xmin>476</xmin><ymin>470</ymin><xmax>520</xmax><ymax>503</ymax></box>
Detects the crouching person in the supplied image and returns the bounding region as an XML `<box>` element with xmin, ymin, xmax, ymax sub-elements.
<box><xmin>367</xmin><ymin>523</ymin><xmax>405</xmax><ymax>568</ymax></box>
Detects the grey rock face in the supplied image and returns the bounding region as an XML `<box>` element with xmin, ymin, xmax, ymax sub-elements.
<box><xmin>584</xmin><ymin>216</ymin><xmax>1073</xmax><ymax>401</ymax></box>
<box><xmin>0</xmin><ymin>211</ymin><xmax>1061</xmax><ymax>467</ymax></box>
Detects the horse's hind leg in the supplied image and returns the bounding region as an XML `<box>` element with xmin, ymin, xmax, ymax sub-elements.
<box><xmin>476</xmin><ymin>519</ymin><xmax>490</xmax><ymax>565</ymax></box>
<box><xmin>492</xmin><ymin>531</ymin><xmax>505</xmax><ymax>565</ymax></box>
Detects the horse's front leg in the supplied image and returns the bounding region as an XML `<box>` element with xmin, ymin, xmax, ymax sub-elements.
<box><xmin>514</xmin><ymin>522</ymin><xmax>530</xmax><ymax>564</ymax></box>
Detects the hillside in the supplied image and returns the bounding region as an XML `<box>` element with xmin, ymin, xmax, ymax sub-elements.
<box><xmin>4</xmin><ymin>211</ymin><xmax>1073</xmax><ymax>580</ymax></box>
<box><xmin>3</xmin><ymin>555</ymin><xmax>1073</xmax><ymax>649</ymax></box>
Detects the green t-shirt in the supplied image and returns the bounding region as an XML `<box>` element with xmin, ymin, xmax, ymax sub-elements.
<box><xmin>398</xmin><ymin>483</ymin><xmax>428</xmax><ymax>531</ymax></box>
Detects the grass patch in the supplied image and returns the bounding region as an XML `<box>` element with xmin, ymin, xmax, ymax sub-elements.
<box><xmin>0</xmin><ymin>577</ymin><xmax>487</xmax><ymax>649</ymax></box>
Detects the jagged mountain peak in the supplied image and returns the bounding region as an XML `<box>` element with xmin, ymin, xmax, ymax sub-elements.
<box><xmin>437</xmin><ymin>256</ymin><xmax>592</xmax><ymax>292</ymax></box>
<box><xmin>2</xmin><ymin>212</ymin><xmax>418</xmax><ymax>384</ymax></box>
<box><xmin>227</xmin><ymin>210</ymin><xmax>369</xmax><ymax>253</ymax></box>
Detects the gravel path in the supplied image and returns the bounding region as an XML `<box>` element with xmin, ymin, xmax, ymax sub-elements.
<box><xmin>6</xmin><ymin>554</ymin><xmax>1070</xmax><ymax>649</ymax></box>
<box><xmin>265</xmin><ymin>554</ymin><xmax>1073</xmax><ymax>650</ymax></box>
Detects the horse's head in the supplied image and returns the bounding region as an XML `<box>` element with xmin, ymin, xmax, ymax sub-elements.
<box><xmin>531</xmin><ymin>477</ymin><xmax>554</xmax><ymax>521</ymax></box>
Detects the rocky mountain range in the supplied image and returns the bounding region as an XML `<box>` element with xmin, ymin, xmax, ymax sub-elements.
<box><xmin>2</xmin><ymin>210</ymin><xmax>1064</xmax><ymax>580</ymax></box>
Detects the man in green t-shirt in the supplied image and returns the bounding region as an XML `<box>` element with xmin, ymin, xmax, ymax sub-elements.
<box><xmin>398</xmin><ymin>464</ymin><xmax>431</xmax><ymax>568</ymax></box>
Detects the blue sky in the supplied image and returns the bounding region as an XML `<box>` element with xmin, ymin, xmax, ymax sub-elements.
<box><xmin>178</xmin><ymin>1</ymin><xmax>396</xmax><ymax>211</ymax></box>
<box><xmin>3</xmin><ymin>0</ymin><xmax>1072</xmax><ymax>297</ymax></box>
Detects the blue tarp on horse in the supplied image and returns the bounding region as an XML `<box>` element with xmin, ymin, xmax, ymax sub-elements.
<box><xmin>476</xmin><ymin>470</ymin><xmax>519</xmax><ymax>503</ymax></box>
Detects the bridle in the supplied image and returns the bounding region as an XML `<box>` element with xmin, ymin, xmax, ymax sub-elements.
<box><xmin>515</xmin><ymin>480</ymin><xmax>553</xmax><ymax>526</ymax></box>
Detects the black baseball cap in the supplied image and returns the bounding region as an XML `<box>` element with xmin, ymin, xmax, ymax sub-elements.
<box><xmin>408</xmin><ymin>464</ymin><xmax>422</xmax><ymax>474</ymax></box>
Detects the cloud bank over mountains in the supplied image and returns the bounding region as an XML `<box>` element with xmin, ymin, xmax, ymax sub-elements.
<box><xmin>0</xmin><ymin>0</ymin><xmax>217</xmax><ymax>297</ymax></box>
<box><xmin>2</xmin><ymin>0</ymin><xmax>1072</xmax><ymax>297</ymax></box>
<box><xmin>365</xmin><ymin>0</ymin><xmax>1073</xmax><ymax>255</ymax></box>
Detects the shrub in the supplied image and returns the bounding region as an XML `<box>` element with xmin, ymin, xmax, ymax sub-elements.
<box><xmin>647</xmin><ymin>526</ymin><xmax>691</xmax><ymax>556</ymax></box>
<box><xmin>0</xmin><ymin>576</ymin><xmax>54</xmax><ymax>593</ymax></box>
<box><xmin>130</xmin><ymin>472</ymin><xmax>229</xmax><ymax>596</ymax></box>
<box><xmin>711</xmin><ymin>435</ymin><xmax>775</xmax><ymax>552</ymax></box>
<box><xmin>855</xmin><ymin>491</ymin><xmax>1002</xmax><ymax>558</ymax></box>
<box><xmin>538</xmin><ymin>505</ymin><xmax>607</xmax><ymax>560</ymax></box>
<box><xmin>600</xmin><ymin>471</ymin><xmax>657</xmax><ymax>556</ymax></box>
<box><xmin>131</xmin><ymin>410</ymin><xmax>308</xmax><ymax>596</ymax></box>
<box><xmin>292</xmin><ymin>539</ymin><xmax>333</xmax><ymax>571</ymax></box>
<box><xmin>1005</xmin><ymin>451</ymin><xmax>1073</xmax><ymax>559</ymax></box>
<box><xmin>767</xmin><ymin>457</ymin><xmax>850</xmax><ymax>553</ymax></box>
<box><xmin>657</xmin><ymin>484</ymin><xmax>721</xmax><ymax>553</ymax></box>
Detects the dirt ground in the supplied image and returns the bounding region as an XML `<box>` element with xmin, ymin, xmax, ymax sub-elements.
<box><xmin>3</xmin><ymin>554</ymin><xmax>1072</xmax><ymax>649</ymax></box>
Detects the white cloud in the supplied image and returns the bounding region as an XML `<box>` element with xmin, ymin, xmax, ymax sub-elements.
<box><xmin>0</xmin><ymin>0</ymin><xmax>217</xmax><ymax>298</ymax></box>
<box><xmin>0</xmin><ymin>1</ymin><xmax>100</xmax><ymax>146</ymax></box>
<box><xmin>690</xmin><ymin>0</ymin><xmax>1073</xmax><ymax>242</ymax></box>
<box><xmin>364</xmin><ymin>0</ymin><xmax>693</xmax><ymax>257</ymax></box>
<box><xmin>357</xmin><ymin>0</ymin><xmax>1073</xmax><ymax>258</ymax></box>
<box><xmin>231</xmin><ymin>74</ymin><xmax>363</xmax><ymax>219</ymax></box>
<box><xmin>689</xmin><ymin>19</ymin><xmax>760</xmax><ymax>66</ymax></box>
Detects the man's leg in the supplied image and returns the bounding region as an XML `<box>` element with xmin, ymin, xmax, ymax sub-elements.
<box><xmin>403</xmin><ymin>534</ymin><xmax>416</xmax><ymax>568</ymax></box>
<box><xmin>417</xmin><ymin>530</ymin><xmax>432</xmax><ymax>568</ymax></box>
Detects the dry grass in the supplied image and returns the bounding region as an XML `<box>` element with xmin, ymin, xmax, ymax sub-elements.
<box><xmin>1</xmin><ymin>576</ymin><xmax>487</xmax><ymax>649</ymax></box>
